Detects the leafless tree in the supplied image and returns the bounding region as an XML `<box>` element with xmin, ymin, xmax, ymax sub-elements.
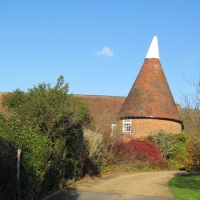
<box><xmin>181</xmin><ymin>76</ymin><xmax>200</xmax><ymax>136</ymax></box>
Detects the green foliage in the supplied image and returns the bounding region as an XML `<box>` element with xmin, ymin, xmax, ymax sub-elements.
<box><xmin>148</xmin><ymin>132</ymin><xmax>185</xmax><ymax>158</ymax></box>
<box><xmin>0</xmin><ymin>114</ymin><xmax>53</xmax><ymax>199</ymax></box>
<box><xmin>148</xmin><ymin>132</ymin><xmax>187</xmax><ymax>170</ymax></box>
<box><xmin>0</xmin><ymin>136</ymin><xmax>17</xmax><ymax>199</ymax></box>
<box><xmin>169</xmin><ymin>159</ymin><xmax>185</xmax><ymax>170</ymax></box>
<box><xmin>0</xmin><ymin>75</ymin><xmax>94</xmax><ymax>199</ymax></box>
<box><xmin>169</xmin><ymin>174</ymin><xmax>200</xmax><ymax>200</ymax></box>
<box><xmin>174</xmin><ymin>132</ymin><xmax>187</xmax><ymax>143</ymax></box>
<box><xmin>3</xmin><ymin>76</ymin><xmax>93</xmax><ymax>140</ymax></box>
<box><xmin>185</xmin><ymin>136</ymin><xmax>200</xmax><ymax>172</ymax></box>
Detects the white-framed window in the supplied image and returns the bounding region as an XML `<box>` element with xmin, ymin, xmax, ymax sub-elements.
<box><xmin>122</xmin><ymin>119</ymin><xmax>132</xmax><ymax>134</ymax></box>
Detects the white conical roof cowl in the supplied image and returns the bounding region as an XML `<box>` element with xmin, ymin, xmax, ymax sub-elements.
<box><xmin>146</xmin><ymin>36</ymin><xmax>159</xmax><ymax>59</ymax></box>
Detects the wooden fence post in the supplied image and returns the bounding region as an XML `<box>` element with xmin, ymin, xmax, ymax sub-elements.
<box><xmin>17</xmin><ymin>149</ymin><xmax>21</xmax><ymax>200</ymax></box>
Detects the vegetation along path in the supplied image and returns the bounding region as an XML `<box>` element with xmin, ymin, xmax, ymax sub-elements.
<box><xmin>46</xmin><ymin>170</ymin><xmax>185</xmax><ymax>200</ymax></box>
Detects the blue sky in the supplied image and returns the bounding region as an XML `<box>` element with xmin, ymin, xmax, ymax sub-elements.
<box><xmin>1</xmin><ymin>1</ymin><xmax>200</xmax><ymax>104</ymax></box>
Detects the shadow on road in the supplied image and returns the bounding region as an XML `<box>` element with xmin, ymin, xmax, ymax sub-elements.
<box><xmin>173</xmin><ymin>171</ymin><xmax>186</xmax><ymax>176</ymax></box>
<box><xmin>44</xmin><ymin>186</ymin><xmax>175</xmax><ymax>200</ymax></box>
<box><xmin>44</xmin><ymin>188</ymin><xmax>80</xmax><ymax>200</ymax></box>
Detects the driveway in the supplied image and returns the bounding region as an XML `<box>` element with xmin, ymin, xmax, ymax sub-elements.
<box><xmin>45</xmin><ymin>170</ymin><xmax>185</xmax><ymax>200</ymax></box>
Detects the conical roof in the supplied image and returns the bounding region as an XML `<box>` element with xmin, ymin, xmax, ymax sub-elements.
<box><xmin>119</xmin><ymin>36</ymin><xmax>182</xmax><ymax>122</ymax></box>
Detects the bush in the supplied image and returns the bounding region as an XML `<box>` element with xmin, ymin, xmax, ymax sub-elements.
<box><xmin>0</xmin><ymin>114</ymin><xmax>53</xmax><ymax>199</ymax></box>
<box><xmin>0</xmin><ymin>136</ymin><xmax>17</xmax><ymax>200</ymax></box>
<box><xmin>0</xmin><ymin>76</ymin><xmax>94</xmax><ymax>199</ymax></box>
<box><xmin>115</xmin><ymin>139</ymin><xmax>169</xmax><ymax>169</ymax></box>
<box><xmin>185</xmin><ymin>136</ymin><xmax>200</xmax><ymax>171</ymax></box>
<box><xmin>148</xmin><ymin>132</ymin><xmax>185</xmax><ymax>158</ymax></box>
<box><xmin>101</xmin><ymin>130</ymin><xmax>118</xmax><ymax>168</ymax></box>
<box><xmin>148</xmin><ymin>132</ymin><xmax>187</xmax><ymax>169</ymax></box>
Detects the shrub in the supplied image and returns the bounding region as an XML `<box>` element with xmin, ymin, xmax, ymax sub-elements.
<box><xmin>101</xmin><ymin>127</ymin><xmax>121</xmax><ymax>168</ymax></box>
<box><xmin>1</xmin><ymin>76</ymin><xmax>94</xmax><ymax>199</ymax></box>
<box><xmin>0</xmin><ymin>136</ymin><xmax>17</xmax><ymax>199</ymax></box>
<box><xmin>0</xmin><ymin>114</ymin><xmax>53</xmax><ymax>199</ymax></box>
<box><xmin>148</xmin><ymin>132</ymin><xmax>185</xmax><ymax>158</ymax></box>
<box><xmin>148</xmin><ymin>132</ymin><xmax>187</xmax><ymax>169</ymax></box>
<box><xmin>115</xmin><ymin>139</ymin><xmax>169</xmax><ymax>169</ymax></box>
<box><xmin>185</xmin><ymin>136</ymin><xmax>200</xmax><ymax>171</ymax></box>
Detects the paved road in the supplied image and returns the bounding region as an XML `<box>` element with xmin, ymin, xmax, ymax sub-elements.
<box><xmin>45</xmin><ymin>170</ymin><xmax>185</xmax><ymax>200</ymax></box>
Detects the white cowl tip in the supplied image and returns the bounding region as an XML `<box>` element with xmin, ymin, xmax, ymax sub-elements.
<box><xmin>146</xmin><ymin>36</ymin><xmax>160</xmax><ymax>59</ymax></box>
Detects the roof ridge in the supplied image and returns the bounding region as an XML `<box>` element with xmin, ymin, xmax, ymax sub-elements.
<box><xmin>73</xmin><ymin>94</ymin><xmax>126</xmax><ymax>98</ymax></box>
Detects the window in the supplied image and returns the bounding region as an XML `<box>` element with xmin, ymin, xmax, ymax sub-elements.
<box><xmin>123</xmin><ymin>119</ymin><xmax>132</xmax><ymax>134</ymax></box>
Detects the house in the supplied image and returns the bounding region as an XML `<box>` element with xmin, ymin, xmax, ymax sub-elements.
<box><xmin>77</xmin><ymin>36</ymin><xmax>183</xmax><ymax>137</ymax></box>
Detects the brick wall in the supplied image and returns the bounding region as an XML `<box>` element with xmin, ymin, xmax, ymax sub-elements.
<box><xmin>117</xmin><ymin>118</ymin><xmax>182</xmax><ymax>138</ymax></box>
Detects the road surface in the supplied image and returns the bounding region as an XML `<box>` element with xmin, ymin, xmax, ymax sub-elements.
<box><xmin>45</xmin><ymin>170</ymin><xmax>185</xmax><ymax>200</ymax></box>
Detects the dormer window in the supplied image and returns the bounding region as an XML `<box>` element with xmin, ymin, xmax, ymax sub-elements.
<box><xmin>122</xmin><ymin>119</ymin><xmax>132</xmax><ymax>134</ymax></box>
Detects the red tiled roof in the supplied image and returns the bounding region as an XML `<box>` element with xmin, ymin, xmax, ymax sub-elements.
<box><xmin>118</xmin><ymin>58</ymin><xmax>182</xmax><ymax>122</ymax></box>
<box><xmin>76</xmin><ymin>95</ymin><xmax>125</xmax><ymax>124</ymax></box>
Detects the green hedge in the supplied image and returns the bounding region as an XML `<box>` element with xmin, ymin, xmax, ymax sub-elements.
<box><xmin>0</xmin><ymin>76</ymin><xmax>94</xmax><ymax>199</ymax></box>
<box><xmin>0</xmin><ymin>136</ymin><xmax>17</xmax><ymax>199</ymax></box>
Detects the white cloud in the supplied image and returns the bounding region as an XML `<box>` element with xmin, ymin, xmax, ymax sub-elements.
<box><xmin>96</xmin><ymin>46</ymin><xmax>114</xmax><ymax>57</ymax></box>
<box><xmin>187</xmin><ymin>56</ymin><xmax>195</xmax><ymax>61</ymax></box>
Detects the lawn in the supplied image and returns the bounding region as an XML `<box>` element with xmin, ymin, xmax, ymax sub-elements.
<box><xmin>169</xmin><ymin>174</ymin><xmax>200</xmax><ymax>200</ymax></box>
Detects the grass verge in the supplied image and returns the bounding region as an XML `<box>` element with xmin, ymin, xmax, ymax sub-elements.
<box><xmin>169</xmin><ymin>174</ymin><xmax>200</xmax><ymax>200</ymax></box>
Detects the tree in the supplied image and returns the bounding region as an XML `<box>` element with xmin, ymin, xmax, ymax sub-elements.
<box><xmin>3</xmin><ymin>75</ymin><xmax>93</xmax><ymax>140</ymax></box>
<box><xmin>181</xmin><ymin>76</ymin><xmax>200</xmax><ymax>136</ymax></box>
<box><xmin>180</xmin><ymin>76</ymin><xmax>200</xmax><ymax>171</ymax></box>
<box><xmin>185</xmin><ymin>136</ymin><xmax>200</xmax><ymax>171</ymax></box>
<box><xmin>1</xmin><ymin>75</ymin><xmax>94</xmax><ymax>199</ymax></box>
